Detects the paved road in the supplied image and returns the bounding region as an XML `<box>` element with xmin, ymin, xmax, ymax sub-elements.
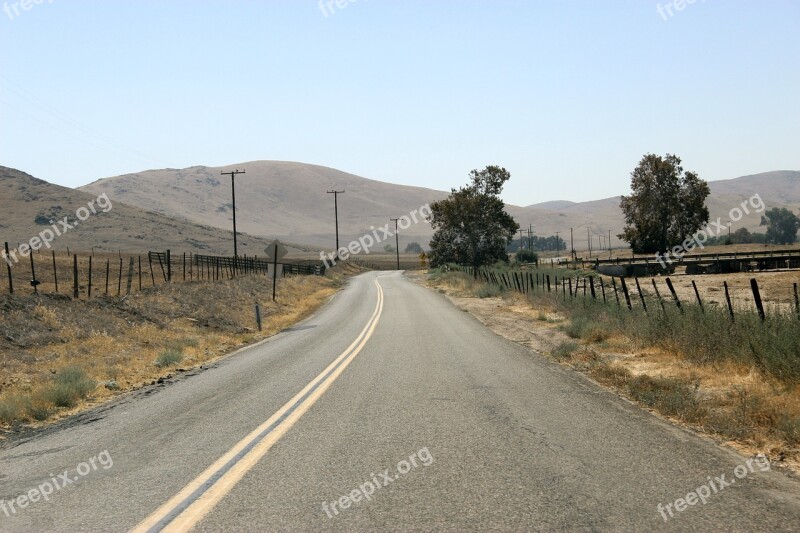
<box><xmin>1</xmin><ymin>271</ymin><xmax>799</xmax><ymax>531</ymax></box>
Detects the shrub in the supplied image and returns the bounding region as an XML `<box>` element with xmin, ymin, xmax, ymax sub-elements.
<box><xmin>155</xmin><ymin>349</ymin><xmax>183</xmax><ymax>368</ymax></box>
<box><xmin>0</xmin><ymin>398</ymin><xmax>21</xmax><ymax>424</ymax></box>
<box><xmin>476</xmin><ymin>284</ymin><xmax>503</xmax><ymax>299</ymax></box>
<box><xmin>552</xmin><ymin>341</ymin><xmax>579</xmax><ymax>360</ymax></box>
<box><xmin>515</xmin><ymin>249</ymin><xmax>539</xmax><ymax>264</ymax></box>
<box><xmin>43</xmin><ymin>366</ymin><xmax>96</xmax><ymax>408</ymax></box>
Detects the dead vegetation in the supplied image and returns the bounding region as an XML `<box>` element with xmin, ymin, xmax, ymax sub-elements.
<box><xmin>0</xmin><ymin>268</ymin><xmax>354</xmax><ymax>432</ymax></box>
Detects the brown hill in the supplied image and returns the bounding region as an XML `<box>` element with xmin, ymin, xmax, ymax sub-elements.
<box><xmin>0</xmin><ymin>166</ymin><xmax>300</xmax><ymax>257</ymax></box>
<box><xmin>80</xmin><ymin>161</ymin><xmax>447</xmax><ymax>250</ymax></box>
<box><xmin>79</xmin><ymin>162</ymin><xmax>800</xmax><ymax>252</ymax></box>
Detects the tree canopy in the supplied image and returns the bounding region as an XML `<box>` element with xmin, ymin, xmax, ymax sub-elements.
<box><xmin>428</xmin><ymin>166</ymin><xmax>519</xmax><ymax>269</ymax></box>
<box><xmin>404</xmin><ymin>242</ymin><xmax>424</xmax><ymax>254</ymax></box>
<box><xmin>761</xmin><ymin>208</ymin><xmax>800</xmax><ymax>244</ymax></box>
<box><xmin>619</xmin><ymin>154</ymin><xmax>710</xmax><ymax>254</ymax></box>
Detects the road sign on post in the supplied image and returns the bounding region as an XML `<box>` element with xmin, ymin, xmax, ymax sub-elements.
<box><xmin>265</xmin><ymin>240</ymin><xmax>288</xmax><ymax>301</ymax></box>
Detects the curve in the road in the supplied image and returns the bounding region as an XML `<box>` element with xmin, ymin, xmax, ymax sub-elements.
<box><xmin>131</xmin><ymin>279</ymin><xmax>385</xmax><ymax>533</ymax></box>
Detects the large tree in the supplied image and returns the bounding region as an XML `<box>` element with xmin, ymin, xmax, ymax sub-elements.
<box><xmin>428</xmin><ymin>166</ymin><xmax>519</xmax><ymax>270</ymax></box>
<box><xmin>761</xmin><ymin>208</ymin><xmax>800</xmax><ymax>244</ymax></box>
<box><xmin>619</xmin><ymin>154</ymin><xmax>710</xmax><ymax>254</ymax></box>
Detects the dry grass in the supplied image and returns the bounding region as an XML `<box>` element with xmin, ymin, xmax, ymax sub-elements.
<box><xmin>0</xmin><ymin>271</ymin><xmax>342</xmax><ymax>430</ymax></box>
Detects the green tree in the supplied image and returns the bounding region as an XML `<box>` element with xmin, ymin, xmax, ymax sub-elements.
<box><xmin>515</xmin><ymin>249</ymin><xmax>538</xmax><ymax>264</ymax></box>
<box><xmin>761</xmin><ymin>208</ymin><xmax>800</xmax><ymax>244</ymax></box>
<box><xmin>428</xmin><ymin>166</ymin><xmax>519</xmax><ymax>270</ymax></box>
<box><xmin>619</xmin><ymin>154</ymin><xmax>710</xmax><ymax>254</ymax></box>
<box><xmin>731</xmin><ymin>227</ymin><xmax>752</xmax><ymax>245</ymax></box>
<box><xmin>404</xmin><ymin>242</ymin><xmax>424</xmax><ymax>254</ymax></box>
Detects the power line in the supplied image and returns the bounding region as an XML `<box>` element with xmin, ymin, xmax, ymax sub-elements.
<box><xmin>0</xmin><ymin>75</ymin><xmax>173</xmax><ymax>167</ymax></box>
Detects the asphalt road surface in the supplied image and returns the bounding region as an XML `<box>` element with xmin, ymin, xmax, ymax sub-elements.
<box><xmin>1</xmin><ymin>271</ymin><xmax>799</xmax><ymax>531</ymax></box>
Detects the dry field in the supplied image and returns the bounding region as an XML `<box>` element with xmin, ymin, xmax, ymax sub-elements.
<box><xmin>0</xmin><ymin>262</ymin><xmax>363</xmax><ymax>433</ymax></box>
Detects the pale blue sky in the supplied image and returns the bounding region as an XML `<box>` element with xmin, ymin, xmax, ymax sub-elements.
<box><xmin>1</xmin><ymin>0</ymin><xmax>798</xmax><ymax>205</ymax></box>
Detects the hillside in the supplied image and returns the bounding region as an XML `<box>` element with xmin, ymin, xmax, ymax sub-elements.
<box><xmin>0</xmin><ymin>166</ymin><xmax>302</xmax><ymax>257</ymax></box>
<box><xmin>78</xmin><ymin>162</ymin><xmax>800</xmax><ymax>252</ymax></box>
<box><xmin>80</xmin><ymin>161</ymin><xmax>447</xmax><ymax>250</ymax></box>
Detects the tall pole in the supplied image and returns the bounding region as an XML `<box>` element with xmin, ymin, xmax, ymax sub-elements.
<box><xmin>529</xmin><ymin>224</ymin><xmax>533</xmax><ymax>251</ymax></box>
<box><xmin>570</xmin><ymin>228</ymin><xmax>574</xmax><ymax>260</ymax></box>
<box><xmin>221</xmin><ymin>169</ymin><xmax>245</xmax><ymax>273</ymax></box>
<box><xmin>327</xmin><ymin>190</ymin><xmax>345</xmax><ymax>254</ymax></box>
<box><xmin>555</xmin><ymin>232</ymin><xmax>560</xmax><ymax>253</ymax></box>
<box><xmin>588</xmin><ymin>228</ymin><xmax>592</xmax><ymax>258</ymax></box>
<box><xmin>390</xmin><ymin>218</ymin><xmax>400</xmax><ymax>270</ymax></box>
<box><xmin>519</xmin><ymin>229</ymin><xmax>525</xmax><ymax>250</ymax></box>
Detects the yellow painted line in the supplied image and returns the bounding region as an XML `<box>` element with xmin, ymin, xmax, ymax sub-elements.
<box><xmin>131</xmin><ymin>279</ymin><xmax>385</xmax><ymax>533</ymax></box>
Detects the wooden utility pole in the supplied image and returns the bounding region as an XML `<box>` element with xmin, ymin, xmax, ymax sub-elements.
<box><xmin>390</xmin><ymin>218</ymin><xmax>400</xmax><ymax>270</ymax></box>
<box><xmin>221</xmin><ymin>169</ymin><xmax>246</xmax><ymax>273</ymax></box>
<box><xmin>327</xmin><ymin>190</ymin><xmax>345</xmax><ymax>254</ymax></box>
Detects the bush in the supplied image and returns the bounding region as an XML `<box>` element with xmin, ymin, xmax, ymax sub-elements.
<box><xmin>561</xmin><ymin>315</ymin><xmax>609</xmax><ymax>342</ymax></box>
<box><xmin>515</xmin><ymin>249</ymin><xmax>538</xmax><ymax>264</ymax></box>
<box><xmin>552</xmin><ymin>341</ymin><xmax>579</xmax><ymax>360</ymax></box>
<box><xmin>155</xmin><ymin>349</ymin><xmax>183</xmax><ymax>368</ymax></box>
<box><xmin>476</xmin><ymin>284</ymin><xmax>503</xmax><ymax>299</ymax></box>
<box><xmin>43</xmin><ymin>366</ymin><xmax>96</xmax><ymax>408</ymax></box>
<box><xmin>0</xmin><ymin>398</ymin><xmax>21</xmax><ymax>424</ymax></box>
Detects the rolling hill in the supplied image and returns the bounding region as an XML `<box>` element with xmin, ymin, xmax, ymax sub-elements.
<box><xmin>79</xmin><ymin>162</ymin><xmax>800</xmax><ymax>252</ymax></box>
<box><xmin>0</xmin><ymin>166</ymin><xmax>303</xmax><ymax>257</ymax></box>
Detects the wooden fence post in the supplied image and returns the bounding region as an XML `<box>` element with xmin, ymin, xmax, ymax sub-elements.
<box><xmin>619</xmin><ymin>277</ymin><xmax>633</xmax><ymax>310</ymax></box>
<box><xmin>634</xmin><ymin>277</ymin><xmax>647</xmax><ymax>313</ymax></box>
<box><xmin>29</xmin><ymin>252</ymin><xmax>38</xmax><ymax>294</ymax></box>
<box><xmin>73</xmin><ymin>255</ymin><xmax>79</xmax><ymax>299</ymax></box>
<box><xmin>794</xmin><ymin>283</ymin><xmax>799</xmax><ymax>318</ymax></box>
<box><xmin>126</xmin><ymin>257</ymin><xmax>134</xmax><ymax>295</ymax></box>
<box><xmin>3</xmin><ymin>242</ymin><xmax>12</xmax><ymax>294</ymax></box>
<box><xmin>723</xmin><ymin>281</ymin><xmax>735</xmax><ymax>322</ymax></box>
<box><xmin>665</xmin><ymin>278</ymin><xmax>683</xmax><ymax>313</ymax></box>
<box><xmin>651</xmin><ymin>279</ymin><xmax>665</xmax><ymax>312</ymax></box>
<box><xmin>751</xmin><ymin>278</ymin><xmax>765</xmax><ymax>322</ymax></box>
<box><xmin>692</xmin><ymin>281</ymin><xmax>704</xmax><ymax>312</ymax></box>
<box><xmin>52</xmin><ymin>250</ymin><xmax>58</xmax><ymax>293</ymax></box>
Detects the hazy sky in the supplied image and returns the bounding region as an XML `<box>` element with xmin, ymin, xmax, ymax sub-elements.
<box><xmin>1</xmin><ymin>1</ymin><xmax>798</xmax><ymax>205</ymax></box>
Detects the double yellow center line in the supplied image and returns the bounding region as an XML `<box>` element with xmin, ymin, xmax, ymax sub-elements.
<box><xmin>132</xmin><ymin>279</ymin><xmax>385</xmax><ymax>532</ymax></box>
